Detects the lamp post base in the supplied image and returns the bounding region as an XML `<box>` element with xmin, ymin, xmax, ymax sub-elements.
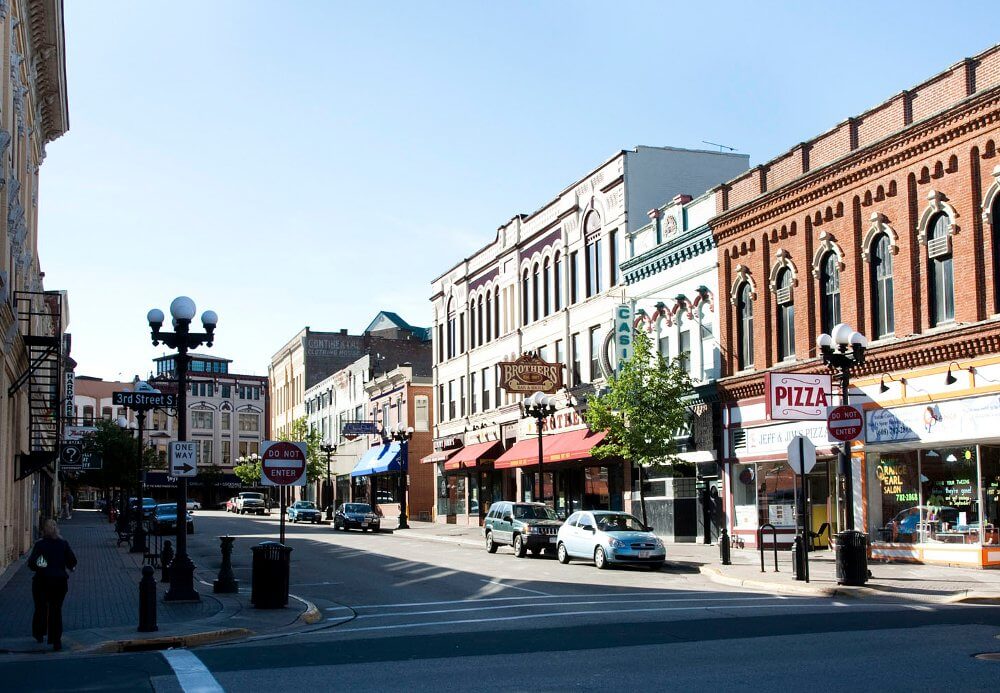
<box><xmin>130</xmin><ymin>525</ymin><xmax>147</xmax><ymax>554</ymax></box>
<box><xmin>164</xmin><ymin>553</ymin><xmax>200</xmax><ymax>602</ymax></box>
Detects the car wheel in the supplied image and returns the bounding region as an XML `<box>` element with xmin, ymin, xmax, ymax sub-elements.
<box><xmin>513</xmin><ymin>534</ymin><xmax>526</xmax><ymax>558</ymax></box>
<box><xmin>485</xmin><ymin>532</ymin><xmax>498</xmax><ymax>553</ymax></box>
<box><xmin>557</xmin><ymin>543</ymin><xmax>570</xmax><ymax>564</ymax></box>
<box><xmin>595</xmin><ymin>546</ymin><xmax>609</xmax><ymax>569</ymax></box>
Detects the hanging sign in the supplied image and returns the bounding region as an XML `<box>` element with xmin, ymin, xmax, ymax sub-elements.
<box><xmin>765</xmin><ymin>373</ymin><xmax>831</xmax><ymax>421</ymax></box>
<box><xmin>499</xmin><ymin>353</ymin><xmax>563</xmax><ymax>394</ymax></box>
<box><xmin>614</xmin><ymin>304</ymin><xmax>632</xmax><ymax>372</ymax></box>
<box><xmin>65</xmin><ymin>371</ymin><xmax>75</xmax><ymax>419</ymax></box>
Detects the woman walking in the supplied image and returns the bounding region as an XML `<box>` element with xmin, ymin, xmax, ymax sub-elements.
<box><xmin>27</xmin><ymin>519</ymin><xmax>77</xmax><ymax>651</ymax></box>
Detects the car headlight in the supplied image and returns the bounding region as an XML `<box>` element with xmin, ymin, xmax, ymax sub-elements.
<box><xmin>653</xmin><ymin>538</ymin><xmax>664</xmax><ymax>549</ymax></box>
<box><xmin>608</xmin><ymin>537</ymin><xmax>626</xmax><ymax>549</ymax></box>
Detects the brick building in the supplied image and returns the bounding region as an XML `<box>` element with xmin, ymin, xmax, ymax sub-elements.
<box><xmin>712</xmin><ymin>45</ymin><xmax>1000</xmax><ymax>567</ymax></box>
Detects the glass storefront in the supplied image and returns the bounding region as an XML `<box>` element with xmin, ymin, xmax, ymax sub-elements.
<box><xmin>730</xmin><ymin>460</ymin><xmax>835</xmax><ymax>540</ymax></box>
<box><xmin>522</xmin><ymin>464</ymin><xmax>622</xmax><ymax>516</ymax></box>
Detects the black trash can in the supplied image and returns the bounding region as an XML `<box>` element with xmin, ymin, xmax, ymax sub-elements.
<box><xmin>835</xmin><ymin>530</ymin><xmax>868</xmax><ymax>586</ymax></box>
<box><xmin>251</xmin><ymin>541</ymin><xmax>293</xmax><ymax>608</ymax></box>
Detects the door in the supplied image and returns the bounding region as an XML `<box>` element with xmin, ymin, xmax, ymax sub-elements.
<box><xmin>570</xmin><ymin>512</ymin><xmax>596</xmax><ymax>557</ymax></box>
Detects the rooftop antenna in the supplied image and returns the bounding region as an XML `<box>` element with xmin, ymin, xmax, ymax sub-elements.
<box><xmin>702</xmin><ymin>140</ymin><xmax>737</xmax><ymax>152</ymax></box>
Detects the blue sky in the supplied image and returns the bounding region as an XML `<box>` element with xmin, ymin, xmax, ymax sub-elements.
<box><xmin>38</xmin><ymin>1</ymin><xmax>998</xmax><ymax>380</ymax></box>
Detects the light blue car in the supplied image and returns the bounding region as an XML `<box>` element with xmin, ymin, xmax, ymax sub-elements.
<box><xmin>556</xmin><ymin>510</ymin><xmax>665</xmax><ymax>570</ymax></box>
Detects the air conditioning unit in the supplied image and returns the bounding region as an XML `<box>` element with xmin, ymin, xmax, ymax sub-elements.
<box><xmin>927</xmin><ymin>235</ymin><xmax>951</xmax><ymax>259</ymax></box>
<box><xmin>776</xmin><ymin>286</ymin><xmax>793</xmax><ymax>305</ymax></box>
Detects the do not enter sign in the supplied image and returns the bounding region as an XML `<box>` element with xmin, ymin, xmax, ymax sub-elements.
<box><xmin>261</xmin><ymin>441</ymin><xmax>308</xmax><ymax>487</ymax></box>
<box><xmin>827</xmin><ymin>405</ymin><xmax>864</xmax><ymax>442</ymax></box>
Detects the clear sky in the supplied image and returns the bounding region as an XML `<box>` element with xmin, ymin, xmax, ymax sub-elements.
<box><xmin>38</xmin><ymin>1</ymin><xmax>998</xmax><ymax>381</ymax></box>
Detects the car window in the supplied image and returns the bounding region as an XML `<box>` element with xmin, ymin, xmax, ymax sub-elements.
<box><xmin>595</xmin><ymin>513</ymin><xmax>645</xmax><ymax>532</ymax></box>
<box><xmin>513</xmin><ymin>505</ymin><xmax>557</xmax><ymax>520</ymax></box>
<box><xmin>578</xmin><ymin>513</ymin><xmax>595</xmax><ymax>528</ymax></box>
<box><xmin>345</xmin><ymin>504</ymin><xmax>372</xmax><ymax>513</ymax></box>
<box><xmin>565</xmin><ymin>512</ymin><xmax>580</xmax><ymax>527</ymax></box>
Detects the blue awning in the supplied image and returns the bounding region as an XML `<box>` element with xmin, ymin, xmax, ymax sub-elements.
<box><xmin>350</xmin><ymin>443</ymin><xmax>402</xmax><ymax>478</ymax></box>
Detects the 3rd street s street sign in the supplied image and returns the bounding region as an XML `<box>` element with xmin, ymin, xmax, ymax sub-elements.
<box><xmin>112</xmin><ymin>391</ymin><xmax>177</xmax><ymax>408</ymax></box>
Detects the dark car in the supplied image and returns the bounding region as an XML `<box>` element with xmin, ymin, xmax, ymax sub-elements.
<box><xmin>152</xmin><ymin>503</ymin><xmax>194</xmax><ymax>535</ymax></box>
<box><xmin>288</xmin><ymin>501</ymin><xmax>322</xmax><ymax>524</ymax></box>
<box><xmin>333</xmin><ymin>503</ymin><xmax>380</xmax><ymax>532</ymax></box>
<box><xmin>483</xmin><ymin>501</ymin><xmax>563</xmax><ymax>557</ymax></box>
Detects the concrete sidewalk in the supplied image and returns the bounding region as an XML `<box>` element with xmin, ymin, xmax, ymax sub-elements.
<box><xmin>391</xmin><ymin>520</ymin><xmax>1000</xmax><ymax>603</ymax></box>
<box><xmin>0</xmin><ymin>510</ymin><xmax>311</xmax><ymax>656</ymax></box>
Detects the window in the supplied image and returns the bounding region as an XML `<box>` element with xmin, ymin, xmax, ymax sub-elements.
<box><xmin>221</xmin><ymin>412</ymin><xmax>231</xmax><ymax>430</ymax></box>
<box><xmin>571</xmin><ymin>333</ymin><xmax>581</xmax><ymax>386</ymax></box>
<box><xmin>538</xmin><ymin>344</ymin><xmax>549</xmax><ymax>362</ymax></box>
<box><xmin>553</xmin><ymin>252</ymin><xmax>562</xmax><ymax>311</ymax></box>
<box><xmin>589</xmin><ymin>326</ymin><xmax>602</xmax><ymax>381</ymax></box>
<box><xmin>460</xmin><ymin>376</ymin><xmax>466</xmax><ymax>417</ymax></box>
<box><xmin>437</xmin><ymin>324</ymin><xmax>444</xmax><ymax>362</ymax></box>
<box><xmin>494</xmin><ymin>287</ymin><xmax>501</xmax><ymax>337</ymax></box>
<box><xmin>238</xmin><ymin>413</ymin><xmax>259</xmax><ymax>432</ymax></box>
<box><xmin>569</xmin><ymin>251</ymin><xmax>579</xmax><ymax>304</ymax></box>
<box><xmin>659</xmin><ymin>334</ymin><xmax>670</xmax><ymax>360</ymax></box>
<box><xmin>928</xmin><ymin>213</ymin><xmax>954</xmax><ymax>326</ymax></box>
<box><xmin>532</xmin><ymin>263</ymin><xmax>540</xmax><ymax>322</ymax></box>
<box><xmin>447</xmin><ymin>299</ymin><xmax>456</xmax><ymax>359</ymax></box>
<box><xmin>238</xmin><ymin>441</ymin><xmax>260</xmax><ymax>458</ymax></box>
<box><xmin>82</xmin><ymin>405</ymin><xmax>94</xmax><ymax>425</ymax></box>
<box><xmin>776</xmin><ymin>268</ymin><xmax>795</xmax><ymax>360</ymax></box>
<box><xmin>221</xmin><ymin>384</ymin><xmax>231</xmax><ymax>398</ymax></box>
<box><xmin>101</xmin><ymin>406</ymin><xmax>112</xmax><ymax>420</ymax></box>
<box><xmin>585</xmin><ymin>231</ymin><xmax>603</xmax><ymax>298</ymax></box>
<box><xmin>448</xmin><ymin>380</ymin><xmax>456</xmax><ymax>420</ymax></box>
<box><xmin>542</xmin><ymin>258</ymin><xmax>551</xmax><ymax>317</ymax></box>
<box><xmin>736</xmin><ymin>282</ymin><xmax>754</xmax><ymax>370</ymax></box>
<box><xmin>609</xmin><ymin>229</ymin><xmax>619</xmax><ymax>286</ymax></box>
<box><xmin>459</xmin><ymin>312</ymin><xmax>466</xmax><ymax>353</ymax></box>
<box><xmin>820</xmin><ymin>252</ymin><xmax>841</xmax><ymax>335</ymax></box>
<box><xmin>196</xmin><ymin>440</ymin><xmax>213</xmax><ymax>466</ymax></box>
<box><xmin>994</xmin><ymin>197</ymin><xmax>1000</xmax><ymax>310</ymax></box>
<box><xmin>482</xmin><ymin>367</ymin><xmax>490</xmax><ymax>410</ymax></box>
<box><xmin>871</xmin><ymin>234</ymin><xmax>894</xmax><ymax>338</ymax></box>
<box><xmin>485</xmin><ymin>291</ymin><xmax>492</xmax><ymax>343</ymax></box>
<box><xmin>469</xmin><ymin>300</ymin><xmax>476</xmax><ymax>349</ymax></box>
<box><xmin>521</xmin><ymin>269</ymin><xmax>530</xmax><ymax>325</ymax></box>
<box><xmin>470</xmin><ymin>372</ymin><xmax>477</xmax><ymax>414</ymax></box>
<box><xmin>477</xmin><ymin>296</ymin><xmax>484</xmax><ymax>348</ymax></box>
<box><xmin>415</xmin><ymin>395</ymin><xmax>429</xmax><ymax>431</ymax></box>
<box><xmin>555</xmin><ymin>339</ymin><xmax>564</xmax><ymax>374</ymax></box>
<box><xmin>494</xmin><ymin>365</ymin><xmax>502</xmax><ymax>408</ymax></box>
<box><xmin>221</xmin><ymin>440</ymin><xmax>232</xmax><ymax>466</ymax></box>
<box><xmin>438</xmin><ymin>384</ymin><xmax>446</xmax><ymax>422</ymax></box>
<box><xmin>679</xmin><ymin>329</ymin><xmax>691</xmax><ymax>373</ymax></box>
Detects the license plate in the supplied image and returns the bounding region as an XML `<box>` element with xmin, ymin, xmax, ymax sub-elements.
<box><xmin>639</xmin><ymin>550</ymin><xmax>650</xmax><ymax>558</ymax></box>
<box><xmin>362</xmin><ymin>522</ymin><xmax>369</xmax><ymax>527</ymax></box>
<box><xmin>549</xmin><ymin>536</ymin><xmax>557</xmax><ymax>543</ymax></box>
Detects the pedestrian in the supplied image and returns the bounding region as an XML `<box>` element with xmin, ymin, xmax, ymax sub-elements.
<box><xmin>27</xmin><ymin>519</ymin><xmax>78</xmax><ymax>651</ymax></box>
<box><xmin>60</xmin><ymin>494</ymin><xmax>69</xmax><ymax>520</ymax></box>
<box><xmin>66</xmin><ymin>492</ymin><xmax>74</xmax><ymax>519</ymax></box>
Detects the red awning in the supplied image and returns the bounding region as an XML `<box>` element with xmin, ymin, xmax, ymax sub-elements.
<box><xmin>494</xmin><ymin>438</ymin><xmax>543</xmax><ymax>470</ymax></box>
<box><xmin>494</xmin><ymin>429</ymin><xmax>608</xmax><ymax>470</ymax></box>
<box><xmin>421</xmin><ymin>449</ymin><xmax>457</xmax><ymax>465</ymax></box>
<box><xmin>443</xmin><ymin>440</ymin><xmax>502</xmax><ymax>471</ymax></box>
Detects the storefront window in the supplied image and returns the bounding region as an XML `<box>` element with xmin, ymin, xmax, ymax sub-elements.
<box><xmin>866</xmin><ymin>451</ymin><xmax>920</xmax><ymax>543</ymax></box>
<box><xmin>920</xmin><ymin>447</ymin><xmax>978</xmax><ymax>543</ymax></box>
<box><xmin>982</xmin><ymin>446</ymin><xmax>1000</xmax><ymax>546</ymax></box>
<box><xmin>732</xmin><ymin>463</ymin><xmax>757</xmax><ymax>528</ymax></box>
<box><xmin>453</xmin><ymin>475</ymin><xmax>466</xmax><ymax>515</ymax></box>
<box><xmin>758</xmin><ymin>462</ymin><xmax>796</xmax><ymax>527</ymax></box>
<box><xmin>584</xmin><ymin>467</ymin><xmax>610</xmax><ymax>510</ymax></box>
<box><xmin>468</xmin><ymin>474</ymin><xmax>480</xmax><ymax>516</ymax></box>
<box><xmin>437</xmin><ymin>465</ymin><xmax>451</xmax><ymax>516</ymax></box>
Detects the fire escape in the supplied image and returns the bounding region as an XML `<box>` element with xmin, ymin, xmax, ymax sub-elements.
<box><xmin>8</xmin><ymin>290</ymin><xmax>63</xmax><ymax>480</ymax></box>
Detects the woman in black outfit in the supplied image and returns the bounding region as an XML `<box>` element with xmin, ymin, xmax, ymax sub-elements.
<box><xmin>27</xmin><ymin>519</ymin><xmax>78</xmax><ymax>651</ymax></box>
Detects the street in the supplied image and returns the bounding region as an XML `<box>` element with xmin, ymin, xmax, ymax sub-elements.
<box><xmin>2</xmin><ymin>510</ymin><xmax>999</xmax><ymax>691</ymax></box>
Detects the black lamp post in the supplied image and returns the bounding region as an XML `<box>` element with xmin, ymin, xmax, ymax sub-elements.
<box><xmin>320</xmin><ymin>443</ymin><xmax>337</xmax><ymax>521</ymax></box>
<box><xmin>389</xmin><ymin>424</ymin><xmax>414</xmax><ymax>529</ymax></box>
<box><xmin>147</xmin><ymin>296</ymin><xmax>217</xmax><ymax>602</ymax></box>
<box><xmin>816</xmin><ymin>322</ymin><xmax>868</xmax><ymax>532</ymax></box>
<box><xmin>522</xmin><ymin>392</ymin><xmax>557</xmax><ymax>507</ymax></box>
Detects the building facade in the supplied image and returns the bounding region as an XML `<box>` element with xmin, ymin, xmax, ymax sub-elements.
<box><xmin>429</xmin><ymin>146</ymin><xmax>749</xmax><ymax>525</ymax></box>
<box><xmin>712</xmin><ymin>45</ymin><xmax>1000</xmax><ymax>567</ymax></box>
<box><xmin>0</xmin><ymin>0</ymin><xmax>69</xmax><ymax>572</ymax></box>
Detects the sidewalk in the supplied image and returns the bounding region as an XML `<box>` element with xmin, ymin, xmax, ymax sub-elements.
<box><xmin>391</xmin><ymin>520</ymin><xmax>1000</xmax><ymax>604</ymax></box>
<box><xmin>0</xmin><ymin>510</ymin><xmax>311</xmax><ymax>656</ymax></box>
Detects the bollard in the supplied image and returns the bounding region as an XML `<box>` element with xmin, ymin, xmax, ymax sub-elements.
<box><xmin>792</xmin><ymin>535</ymin><xmax>809</xmax><ymax>582</ymax></box>
<box><xmin>213</xmin><ymin>536</ymin><xmax>239</xmax><ymax>594</ymax></box>
<box><xmin>719</xmin><ymin>528</ymin><xmax>732</xmax><ymax>565</ymax></box>
<box><xmin>160</xmin><ymin>540</ymin><xmax>174</xmax><ymax>583</ymax></box>
<box><xmin>138</xmin><ymin>565</ymin><xmax>159</xmax><ymax>632</ymax></box>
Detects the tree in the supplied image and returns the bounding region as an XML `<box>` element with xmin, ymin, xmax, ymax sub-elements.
<box><xmin>584</xmin><ymin>328</ymin><xmax>694</xmax><ymax>526</ymax></box>
<box><xmin>78</xmin><ymin>419</ymin><xmax>140</xmax><ymax>495</ymax></box>
<box><xmin>233</xmin><ymin>454</ymin><xmax>261</xmax><ymax>487</ymax></box>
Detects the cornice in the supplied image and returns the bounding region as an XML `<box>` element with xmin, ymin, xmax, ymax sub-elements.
<box><xmin>623</xmin><ymin>230</ymin><xmax>715</xmax><ymax>285</ymax></box>
<box><xmin>26</xmin><ymin>0</ymin><xmax>68</xmax><ymax>143</ymax></box>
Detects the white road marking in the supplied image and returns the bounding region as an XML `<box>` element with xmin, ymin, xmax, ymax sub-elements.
<box><xmin>161</xmin><ymin>650</ymin><xmax>224</xmax><ymax>693</ymax></box>
<box><xmin>345</xmin><ymin>590</ymin><xmax>759</xmax><ymax>610</ymax></box>
<box><xmin>906</xmin><ymin>604</ymin><xmax>934</xmax><ymax>612</ymax></box>
<box><xmin>331</xmin><ymin>601</ymin><xmax>900</xmax><ymax>632</ymax></box>
<box><xmin>480</xmin><ymin>579</ymin><xmax>552</xmax><ymax>596</ymax></box>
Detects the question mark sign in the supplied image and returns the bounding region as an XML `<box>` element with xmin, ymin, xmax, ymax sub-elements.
<box><xmin>64</xmin><ymin>446</ymin><xmax>79</xmax><ymax>463</ymax></box>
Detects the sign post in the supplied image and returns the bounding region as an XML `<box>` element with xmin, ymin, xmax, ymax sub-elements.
<box><xmin>261</xmin><ymin>441</ymin><xmax>308</xmax><ymax>544</ymax></box>
<box><xmin>786</xmin><ymin>435</ymin><xmax>815</xmax><ymax>582</ymax></box>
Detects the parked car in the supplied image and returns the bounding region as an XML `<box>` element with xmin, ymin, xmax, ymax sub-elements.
<box><xmin>288</xmin><ymin>501</ymin><xmax>322</xmax><ymax>524</ymax></box>
<box><xmin>556</xmin><ymin>510</ymin><xmax>664</xmax><ymax>570</ymax></box>
<box><xmin>186</xmin><ymin>500</ymin><xmax>201</xmax><ymax>511</ymax></box>
<box><xmin>483</xmin><ymin>501</ymin><xmax>562</xmax><ymax>557</ymax></box>
<box><xmin>152</xmin><ymin>503</ymin><xmax>194</xmax><ymax>535</ymax></box>
<box><xmin>235</xmin><ymin>492</ymin><xmax>269</xmax><ymax>515</ymax></box>
<box><xmin>130</xmin><ymin>497</ymin><xmax>158</xmax><ymax>519</ymax></box>
<box><xmin>333</xmin><ymin>503</ymin><xmax>380</xmax><ymax>532</ymax></box>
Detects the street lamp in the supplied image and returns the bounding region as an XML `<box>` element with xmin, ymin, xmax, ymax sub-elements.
<box><xmin>389</xmin><ymin>424</ymin><xmax>414</xmax><ymax>529</ymax></box>
<box><xmin>320</xmin><ymin>443</ymin><xmax>337</xmax><ymax>520</ymax></box>
<box><xmin>147</xmin><ymin>296</ymin><xmax>217</xmax><ymax>602</ymax></box>
<box><xmin>522</xmin><ymin>392</ymin><xmax>557</xmax><ymax>507</ymax></box>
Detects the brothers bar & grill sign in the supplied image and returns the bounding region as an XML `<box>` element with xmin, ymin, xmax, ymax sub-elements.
<box><xmin>499</xmin><ymin>353</ymin><xmax>563</xmax><ymax>394</ymax></box>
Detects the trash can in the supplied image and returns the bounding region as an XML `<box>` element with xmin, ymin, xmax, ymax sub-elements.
<box><xmin>835</xmin><ymin>530</ymin><xmax>868</xmax><ymax>586</ymax></box>
<box><xmin>250</xmin><ymin>541</ymin><xmax>292</xmax><ymax>608</ymax></box>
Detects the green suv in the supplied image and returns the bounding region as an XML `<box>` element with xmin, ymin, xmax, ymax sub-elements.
<box><xmin>483</xmin><ymin>501</ymin><xmax>562</xmax><ymax>558</ymax></box>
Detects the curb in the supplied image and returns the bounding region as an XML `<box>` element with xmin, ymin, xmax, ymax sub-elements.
<box><xmin>290</xmin><ymin>593</ymin><xmax>322</xmax><ymax>624</ymax></box>
<box><xmin>87</xmin><ymin>627</ymin><xmax>253</xmax><ymax>654</ymax></box>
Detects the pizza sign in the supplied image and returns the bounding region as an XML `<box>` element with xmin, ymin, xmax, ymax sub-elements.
<box><xmin>765</xmin><ymin>372</ymin><xmax>831</xmax><ymax>421</ymax></box>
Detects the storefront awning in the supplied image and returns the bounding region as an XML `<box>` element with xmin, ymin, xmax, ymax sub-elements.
<box><xmin>444</xmin><ymin>440</ymin><xmax>502</xmax><ymax>471</ymax></box>
<box><xmin>350</xmin><ymin>443</ymin><xmax>402</xmax><ymax>477</ymax></box>
<box><xmin>494</xmin><ymin>429</ymin><xmax>608</xmax><ymax>470</ymax></box>
<box><xmin>422</xmin><ymin>449</ymin><xmax>457</xmax><ymax>465</ymax></box>
<box><xmin>494</xmin><ymin>437</ymin><xmax>546</xmax><ymax>470</ymax></box>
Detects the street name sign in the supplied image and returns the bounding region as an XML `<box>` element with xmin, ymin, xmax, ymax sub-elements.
<box><xmin>765</xmin><ymin>373</ymin><xmax>831</xmax><ymax>421</ymax></box>
<box><xmin>261</xmin><ymin>440</ymin><xmax>307</xmax><ymax>487</ymax></box>
<box><xmin>827</xmin><ymin>405</ymin><xmax>864</xmax><ymax>442</ymax></box>
<box><xmin>787</xmin><ymin>434</ymin><xmax>817</xmax><ymax>475</ymax></box>
<box><xmin>342</xmin><ymin>421</ymin><xmax>379</xmax><ymax>437</ymax></box>
<box><xmin>113</xmin><ymin>391</ymin><xmax>177</xmax><ymax>408</ymax></box>
<box><xmin>169</xmin><ymin>441</ymin><xmax>197</xmax><ymax>477</ymax></box>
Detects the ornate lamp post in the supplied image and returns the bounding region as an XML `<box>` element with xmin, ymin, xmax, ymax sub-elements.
<box><xmin>389</xmin><ymin>424</ymin><xmax>414</xmax><ymax>529</ymax></box>
<box><xmin>522</xmin><ymin>392</ymin><xmax>557</xmax><ymax>506</ymax></box>
<box><xmin>147</xmin><ymin>296</ymin><xmax>218</xmax><ymax>602</ymax></box>
<box><xmin>320</xmin><ymin>443</ymin><xmax>337</xmax><ymax>520</ymax></box>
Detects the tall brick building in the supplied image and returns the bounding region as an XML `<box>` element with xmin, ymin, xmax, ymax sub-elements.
<box><xmin>713</xmin><ymin>45</ymin><xmax>1000</xmax><ymax>567</ymax></box>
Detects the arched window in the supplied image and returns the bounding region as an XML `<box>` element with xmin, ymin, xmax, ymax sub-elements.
<box><xmin>553</xmin><ymin>252</ymin><xmax>562</xmax><ymax>311</ymax></box>
<box><xmin>585</xmin><ymin>211</ymin><xmax>603</xmax><ymax>298</ymax></box>
<box><xmin>476</xmin><ymin>295</ymin><xmax>484</xmax><ymax>349</ymax></box>
<box><xmin>521</xmin><ymin>270</ymin><xmax>530</xmax><ymax>326</ymax></box>
<box><xmin>494</xmin><ymin>286</ymin><xmax>501</xmax><ymax>337</ymax></box>
<box><xmin>542</xmin><ymin>258</ymin><xmax>551</xmax><ymax>317</ymax></box>
<box><xmin>446</xmin><ymin>298</ymin><xmax>456</xmax><ymax>359</ymax></box>
<box><xmin>819</xmin><ymin>252</ymin><xmax>841</xmax><ymax>335</ymax></box>
<box><xmin>485</xmin><ymin>290</ymin><xmax>492</xmax><ymax>343</ymax></box>
<box><xmin>776</xmin><ymin>268</ymin><xmax>795</xmax><ymax>360</ymax></box>
<box><xmin>532</xmin><ymin>262</ymin><xmax>540</xmax><ymax>322</ymax></box>
<box><xmin>468</xmin><ymin>300</ymin><xmax>475</xmax><ymax>350</ymax></box>
<box><xmin>993</xmin><ymin>196</ymin><xmax>1000</xmax><ymax>310</ymax></box>
<box><xmin>871</xmin><ymin>234</ymin><xmax>894</xmax><ymax>338</ymax></box>
<box><xmin>928</xmin><ymin>213</ymin><xmax>954</xmax><ymax>326</ymax></box>
<box><xmin>736</xmin><ymin>283</ymin><xmax>754</xmax><ymax>370</ymax></box>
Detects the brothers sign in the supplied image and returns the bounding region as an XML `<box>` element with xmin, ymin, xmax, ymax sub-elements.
<box><xmin>499</xmin><ymin>353</ymin><xmax>563</xmax><ymax>394</ymax></box>
<box><xmin>765</xmin><ymin>372</ymin><xmax>831</xmax><ymax>421</ymax></box>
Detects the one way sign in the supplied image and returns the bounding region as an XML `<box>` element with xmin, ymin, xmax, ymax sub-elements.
<box><xmin>169</xmin><ymin>441</ymin><xmax>197</xmax><ymax>477</ymax></box>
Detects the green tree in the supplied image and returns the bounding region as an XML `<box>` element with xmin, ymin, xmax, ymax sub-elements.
<box><xmin>233</xmin><ymin>454</ymin><xmax>261</xmax><ymax>486</ymax></box>
<box><xmin>78</xmin><ymin>419</ymin><xmax>141</xmax><ymax>500</ymax></box>
<box><xmin>584</xmin><ymin>328</ymin><xmax>694</xmax><ymax>526</ymax></box>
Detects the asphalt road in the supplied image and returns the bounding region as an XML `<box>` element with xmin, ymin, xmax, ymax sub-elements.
<box><xmin>3</xmin><ymin>511</ymin><xmax>999</xmax><ymax>692</ymax></box>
